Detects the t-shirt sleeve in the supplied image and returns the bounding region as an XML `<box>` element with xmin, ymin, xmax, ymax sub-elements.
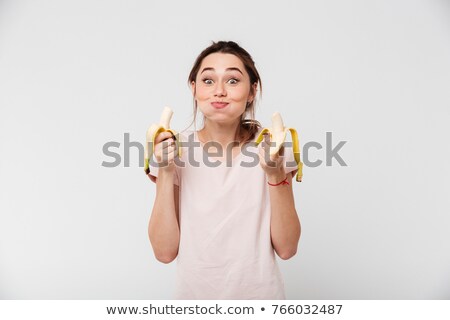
<box><xmin>147</xmin><ymin>153</ymin><xmax>180</xmax><ymax>186</ymax></box>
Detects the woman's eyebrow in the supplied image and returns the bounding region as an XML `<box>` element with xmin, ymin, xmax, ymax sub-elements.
<box><xmin>200</xmin><ymin>67</ymin><xmax>243</xmax><ymax>75</ymax></box>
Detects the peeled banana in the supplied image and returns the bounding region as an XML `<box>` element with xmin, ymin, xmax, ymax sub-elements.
<box><xmin>255</xmin><ymin>112</ymin><xmax>303</xmax><ymax>182</ymax></box>
<box><xmin>144</xmin><ymin>106</ymin><xmax>180</xmax><ymax>174</ymax></box>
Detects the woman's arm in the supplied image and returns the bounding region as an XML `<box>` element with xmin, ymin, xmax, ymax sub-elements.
<box><xmin>267</xmin><ymin>170</ymin><xmax>300</xmax><ymax>260</ymax></box>
<box><xmin>148</xmin><ymin>132</ymin><xmax>180</xmax><ymax>264</ymax></box>
<box><xmin>148</xmin><ymin>169</ymin><xmax>180</xmax><ymax>263</ymax></box>
<box><xmin>259</xmin><ymin>135</ymin><xmax>301</xmax><ymax>260</ymax></box>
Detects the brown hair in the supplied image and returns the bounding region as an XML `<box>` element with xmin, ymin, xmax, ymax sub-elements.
<box><xmin>187</xmin><ymin>40</ymin><xmax>262</xmax><ymax>143</ymax></box>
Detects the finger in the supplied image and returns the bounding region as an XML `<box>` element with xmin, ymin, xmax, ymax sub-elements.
<box><xmin>269</xmin><ymin>151</ymin><xmax>279</xmax><ymax>164</ymax></box>
<box><xmin>264</xmin><ymin>133</ymin><xmax>270</xmax><ymax>144</ymax></box>
<box><xmin>160</xmin><ymin>138</ymin><xmax>176</xmax><ymax>150</ymax></box>
<box><xmin>154</xmin><ymin>131</ymin><xmax>174</xmax><ymax>144</ymax></box>
<box><xmin>258</xmin><ymin>143</ymin><xmax>265</xmax><ymax>158</ymax></box>
<box><xmin>162</xmin><ymin>142</ymin><xmax>176</xmax><ymax>154</ymax></box>
<box><xmin>160</xmin><ymin>137</ymin><xmax>175</xmax><ymax>148</ymax></box>
<box><xmin>156</xmin><ymin>145</ymin><xmax>176</xmax><ymax>163</ymax></box>
<box><xmin>279</xmin><ymin>145</ymin><xmax>285</xmax><ymax>157</ymax></box>
<box><xmin>154</xmin><ymin>139</ymin><xmax>174</xmax><ymax>157</ymax></box>
<box><xmin>262</xmin><ymin>133</ymin><xmax>271</xmax><ymax>149</ymax></box>
<box><xmin>259</xmin><ymin>143</ymin><xmax>277</xmax><ymax>168</ymax></box>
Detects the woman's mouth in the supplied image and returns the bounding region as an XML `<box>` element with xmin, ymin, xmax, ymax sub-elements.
<box><xmin>211</xmin><ymin>102</ymin><xmax>229</xmax><ymax>109</ymax></box>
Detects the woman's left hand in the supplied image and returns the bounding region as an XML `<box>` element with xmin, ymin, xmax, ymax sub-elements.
<box><xmin>258</xmin><ymin>134</ymin><xmax>286</xmax><ymax>179</ymax></box>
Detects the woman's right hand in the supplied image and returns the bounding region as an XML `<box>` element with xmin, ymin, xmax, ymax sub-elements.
<box><xmin>153</xmin><ymin>131</ymin><xmax>179</xmax><ymax>171</ymax></box>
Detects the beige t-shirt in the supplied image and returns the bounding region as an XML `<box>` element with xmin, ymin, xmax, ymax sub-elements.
<box><xmin>148</xmin><ymin>130</ymin><xmax>298</xmax><ymax>299</ymax></box>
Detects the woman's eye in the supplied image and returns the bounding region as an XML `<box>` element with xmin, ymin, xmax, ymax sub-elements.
<box><xmin>228</xmin><ymin>78</ymin><xmax>239</xmax><ymax>84</ymax></box>
<box><xmin>202</xmin><ymin>79</ymin><xmax>213</xmax><ymax>84</ymax></box>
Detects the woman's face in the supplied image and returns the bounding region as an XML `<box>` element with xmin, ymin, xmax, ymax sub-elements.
<box><xmin>192</xmin><ymin>52</ymin><xmax>256</xmax><ymax>125</ymax></box>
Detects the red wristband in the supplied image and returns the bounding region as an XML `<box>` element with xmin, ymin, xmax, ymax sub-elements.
<box><xmin>267</xmin><ymin>176</ymin><xmax>289</xmax><ymax>186</ymax></box>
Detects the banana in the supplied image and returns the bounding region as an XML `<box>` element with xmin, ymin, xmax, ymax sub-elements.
<box><xmin>255</xmin><ymin>112</ymin><xmax>303</xmax><ymax>182</ymax></box>
<box><xmin>144</xmin><ymin>106</ymin><xmax>180</xmax><ymax>175</ymax></box>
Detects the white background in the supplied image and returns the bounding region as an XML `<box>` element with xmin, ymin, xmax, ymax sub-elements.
<box><xmin>0</xmin><ymin>0</ymin><xmax>449</xmax><ymax>299</ymax></box>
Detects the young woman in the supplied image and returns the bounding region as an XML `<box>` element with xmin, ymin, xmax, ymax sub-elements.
<box><xmin>147</xmin><ymin>41</ymin><xmax>300</xmax><ymax>299</ymax></box>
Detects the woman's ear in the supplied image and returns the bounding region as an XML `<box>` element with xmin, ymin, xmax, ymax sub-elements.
<box><xmin>249</xmin><ymin>82</ymin><xmax>258</xmax><ymax>102</ymax></box>
<box><xmin>190</xmin><ymin>81</ymin><xmax>196</xmax><ymax>95</ymax></box>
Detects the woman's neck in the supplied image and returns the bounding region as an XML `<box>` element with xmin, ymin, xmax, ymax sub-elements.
<box><xmin>198</xmin><ymin>120</ymin><xmax>242</xmax><ymax>149</ymax></box>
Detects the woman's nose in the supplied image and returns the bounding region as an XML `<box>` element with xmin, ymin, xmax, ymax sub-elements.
<box><xmin>214</xmin><ymin>82</ymin><xmax>226</xmax><ymax>96</ymax></box>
